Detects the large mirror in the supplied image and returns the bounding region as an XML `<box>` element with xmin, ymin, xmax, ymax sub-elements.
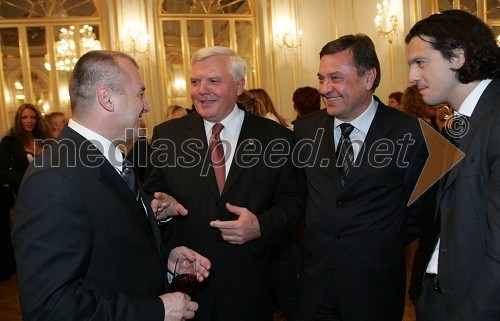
<box><xmin>0</xmin><ymin>0</ymin><xmax>101</xmax><ymax>134</ymax></box>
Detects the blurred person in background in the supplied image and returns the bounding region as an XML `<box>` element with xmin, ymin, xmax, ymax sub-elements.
<box><xmin>45</xmin><ymin>111</ymin><xmax>68</xmax><ymax>138</ymax></box>
<box><xmin>388</xmin><ymin>91</ymin><xmax>403</xmax><ymax>110</ymax></box>
<box><xmin>165</xmin><ymin>104</ymin><xmax>188</xmax><ymax>121</ymax></box>
<box><xmin>292</xmin><ymin>86</ymin><xmax>322</xmax><ymax>124</ymax></box>
<box><xmin>249</xmin><ymin>88</ymin><xmax>292</xmax><ymax>128</ymax></box>
<box><xmin>402</xmin><ymin>84</ymin><xmax>439</xmax><ymax>131</ymax></box>
<box><xmin>0</xmin><ymin>103</ymin><xmax>52</xmax><ymax>281</ymax></box>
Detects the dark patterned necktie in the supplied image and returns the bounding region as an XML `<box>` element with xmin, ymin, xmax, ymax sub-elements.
<box><xmin>121</xmin><ymin>158</ymin><xmax>139</xmax><ymax>200</ymax></box>
<box><xmin>209</xmin><ymin>123</ymin><xmax>226</xmax><ymax>194</ymax></box>
<box><xmin>336</xmin><ymin>123</ymin><xmax>355</xmax><ymax>187</ymax></box>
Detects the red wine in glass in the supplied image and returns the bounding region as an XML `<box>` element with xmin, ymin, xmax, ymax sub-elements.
<box><xmin>172</xmin><ymin>273</ymin><xmax>197</xmax><ymax>294</ymax></box>
<box><xmin>172</xmin><ymin>258</ymin><xmax>196</xmax><ymax>294</ymax></box>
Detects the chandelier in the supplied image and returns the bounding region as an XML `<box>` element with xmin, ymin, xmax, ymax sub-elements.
<box><xmin>120</xmin><ymin>23</ymin><xmax>150</xmax><ymax>55</ymax></box>
<box><xmin>44</xmin><ymin>25</ymin><xmax>102</xmax><ymax>72</ymax></box>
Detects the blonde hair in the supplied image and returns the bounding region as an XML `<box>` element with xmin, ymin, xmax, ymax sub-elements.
<box><xmin>165</xmin><ymin>105</ymin><xmax>187</xmax><ymax>121</ymax></box>
<box><xmin>248</xmin><ymin>88</ymin><xmax>290</xmax><ymax>128</ymax></box>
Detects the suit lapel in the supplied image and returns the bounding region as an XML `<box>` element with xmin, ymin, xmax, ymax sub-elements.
<box><xmin>97</xmin><ymin>162</ymin><xmax>157</xmax><ymax>240</ymax></box>
<box><xmin>342</xmin><ymin>103</ymin><xmax>390</xmax><ymax>189</ymax></box>
<box><xmin>443</xmin><ymin>79</ymin><xmax>500</xmax><ymax>192</ymax></box>
<box><xmin>222</xmin><ymin>112</ymin><xmax>262</xmax><ymax>194</ymax></box>
<box><xmin>184</xmin><ymin>113</ymin><xmax>221</xmax><ymax>198</ymax></box>
<box><xmin>60</xmin><ymin>127</ymin><xmax>159</xmax><ymax>245</ymax></box>
<box><xmin>141</xmin><ymin>188</ymin><xmax>161</xmax><ymax>246</ymax></box>
<box><xmin>318</xmin><ymin>113</ymin><xmax>342</xmax><ymax>191</ymax></box>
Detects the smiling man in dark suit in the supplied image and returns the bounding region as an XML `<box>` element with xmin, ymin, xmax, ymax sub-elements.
<box><xmin>144</xmin><ymin>46</ymin><xmax>303</xmax><ymax>321</ymax></box>
<box><xmin>406</xmin><ymin>10</ymin><xmax>500</xmax><ymax>321</ymax></box>
<box><xmin>293</xmin><ymin>34</ymin><xmax>433</xmax><ymax>321</ymax></box>
<box><xmin>11</xmin><ymin>50</ymin><xmax>210</xmax><ymax>321</ymax></box>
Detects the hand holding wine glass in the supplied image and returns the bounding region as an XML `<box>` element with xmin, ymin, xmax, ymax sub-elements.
<box><xmin>172</xmin><ymin>258</ymin><xmax>197</xmax><ymax>294</ymax></box>
<box><xmin>167</xmin><ymin>246</ymin><xmax>211</xmax><ymax>295</ymax></box>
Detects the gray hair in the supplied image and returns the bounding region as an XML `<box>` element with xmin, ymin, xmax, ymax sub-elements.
<box><xmin>191</xmin><ymin>46</ymin><xmax>247</xmax><ymax>82</ymax></box>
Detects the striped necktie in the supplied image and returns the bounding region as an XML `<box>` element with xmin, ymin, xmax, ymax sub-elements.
<box><xmin>336</xmin><ymin>123</ymin><xmax>355</xmax><ymax>187</ymax></box>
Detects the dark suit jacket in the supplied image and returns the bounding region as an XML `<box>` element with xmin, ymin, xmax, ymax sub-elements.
<box><xmin>126</xmin><ymin>136</ymin><xmax>151</xmax><ymax>185</ymax></box>
<box><xmin>436</xmin><ymin>79</ymin><xmax>500</xmax><ymax>320</ymax></box>
<box><xmin>0</xmin><ymin>135</ymin><xmax>30</xmax><ymax>193</ymax></box>
<box><xmin>11</xmin><ymin>126</ymin><xmax>167</xmax><ymax>321</ymax></box>
<box><xmin>144</xmin><ymin>109</ymin><xmax>303</xmax><ymax>321</ymax></box>
<box><xmin>293</xmin><ymin>98</ymin><xmax>432</xmax><ymax>321</ymax></box>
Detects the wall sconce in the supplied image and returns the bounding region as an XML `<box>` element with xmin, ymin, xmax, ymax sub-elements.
<box><xmin>174</xmin><ymin>79</ymin><xmax>186</xmax><ymax>96</ymax></box>
<box><xmin>120</xmin><ymin>24</ymin><xmax>150</xmax><ymax>55</ymax></box>
<box><xmin>45</xmin><ymin>25</ymin><xmax>102</xmax><ymax>72</ymax></box>
<box><xmin>497</xmin><ymin>34</ymin><xmax>500</xmax><ymax>47</ymax></box>
<box><xmin>374</xmin><ymin>0</ymin><xmax>398</xmax><ymax>37</ymax></box>
<box><xmin>274</xmin><ymin>20</ymin><xmax>303</xmax><ymax>49</ymax></box>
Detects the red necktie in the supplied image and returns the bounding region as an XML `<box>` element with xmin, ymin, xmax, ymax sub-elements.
<box><xmin>209</xmin><ymin>123</ymin><xmax>226</xmax><ymax>194</ymax></box>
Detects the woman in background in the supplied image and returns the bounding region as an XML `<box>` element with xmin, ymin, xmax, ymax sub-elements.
<box><xmin>0</xmin><ymin>103</ymin><xmax>51</xmax><ymax>281</ymax></box>
<box><xmin>292</xmin><ymin>86</ymin><xmax>321</xmax><ymax>124</ymax></box>
<box><xmin>164</xmin><ymin>104</ymin><xmax>188</xmax><ymax>121</ymax></box>
<box><xmin>249</xmin><ymin>88</ymin><xmax>292</xmax><ymax>129</ymax></box>
<box><xmin>402</xmin><ymin>84</ymin><xmax>439</xmax><ymax>131</ymax></box>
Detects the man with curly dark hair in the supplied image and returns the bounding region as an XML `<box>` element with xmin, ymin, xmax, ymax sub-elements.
<box><xmin>406</xmin><ymin>9</ymin><xmax>500</xmax><ymax>321</ymax></box>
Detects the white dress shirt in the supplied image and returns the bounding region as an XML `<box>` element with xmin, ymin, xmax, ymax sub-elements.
<box><xmin>203</xmin><ymin>104</ymin><xmax>245</xmax><ymax>178</ymax></box>
<box><xmin>68</xmin><ymin>119</ymin><xmax>124</xmax><ymax>172</ymax></box>
<box><xmin>334</xmin><ymin>96</ymin><xmax>378</xmax><ymax>160</ymax></box>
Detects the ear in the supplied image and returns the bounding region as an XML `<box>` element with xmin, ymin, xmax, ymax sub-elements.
<box><xmin>451</xmin><ymin>47</ymin><xmax>465</xmax><ymax>69</ymax></box>
<box><xmin>97</xmin><ymin>86</ymin><xmax>114</xmax><ymax>112</ymax></box>
<box><xmin>236</xmin><ymin>78</ymin><xmax>246</xmax><ymax>96</ymax></box>
<box><xmin>364</xmin><ymin>68</ymin><xmax>376</xmax><ymax>91</ymax></box>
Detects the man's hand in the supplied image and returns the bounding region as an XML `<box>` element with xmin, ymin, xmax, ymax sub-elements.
<box><xmin>151</xmin><ymin>192</ymin><xmax>188</xmax><ymax>221</ymax></box>
<box><xmin>209</xmin><ymin>203</ymin><xmax>261</xmax><ymax>245</ymax></box>
<box><xmin>159</xmin><ymin>292</ymin><xmax>198</xmax><ymax>321</ymax></box>
<box><xmin>167</xmin><ymin>246</ymin><xmax>211</xmax><ymax>281</ymax></box>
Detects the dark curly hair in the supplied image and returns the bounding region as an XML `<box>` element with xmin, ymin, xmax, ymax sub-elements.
<box><xmin>405</xmin><ymin>10</ymin><xmax>500</xmax><ymax>83</ymax></box>
<box><xmin>292</xmin><ymin>86</ymin><xmax>321</xmax><ymax>117</ymax></box>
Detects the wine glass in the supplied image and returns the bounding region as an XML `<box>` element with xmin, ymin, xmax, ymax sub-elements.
<box><xmin>172</xmin><ymin>258</ymin><xmax>196</xmax><ymax>294</ymax></box>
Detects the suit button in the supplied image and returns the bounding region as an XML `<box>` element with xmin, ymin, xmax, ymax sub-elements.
<box><xmin>440</xmin><ymin>248</ymin><xmax>447</xmax><ymax>253</ymax></box>
<box><xmin>327</xmin><ymin>265</ymin><xmax>334</xmax><ymax>271</ymax></box>
<box><xmin>336</xmin><ymin>201</ymin><xmax>343</xmax><ymax>209</ymax></box>
<box><xmin>335</xmin><ymin>235</ymin><xmax>341</xmax><ymax>241</ymax></box>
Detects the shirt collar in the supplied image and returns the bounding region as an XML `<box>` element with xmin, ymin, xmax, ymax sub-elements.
<box><xmin>68</xmin><ymin>119</ymin><xmax>124</xmax><ymax>171</ymax></box>
<box><xmin>457</xmin><ymin>79</ymin><xmax>492</xmax><ymax>117</ymax></box>
<box><xmin>203</xmin><ymin>104</ymin><xmax>244</xmax><ymax>140</ymax></box>
<box><xmin>334</xmin><ymin>96</ymin><xmax>378</xmax><ymax>135</ymax></box>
